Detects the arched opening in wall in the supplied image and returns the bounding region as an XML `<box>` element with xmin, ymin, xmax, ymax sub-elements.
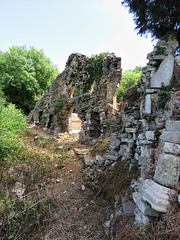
<box><xmin>69</xmin><ymin>86</ymin><xmax>76</xmax><ymax>98</ymax></box>
<box><xmin>113</xmin><ymin>90</ymin><xmax>117</xmax><ymax>110</ymax></box>
<box><xmin>47</xmin><ymin>114</ymin><xmax>53</xmax><ymax>128</ymax></box>
<box><xmin>88</xmin><ymin>112</ymin><xmax>101</xmax><ymax>138</ymax></box>
<box><xmin>38</xmin><ymin>111</ymin><xmax>43</xmax><ymax>128</ymax></box>
<box><xmin>68</xmin><ymin>107</ymin><xmax>82</xmax><ymax>135</ymax></box>
<box><xmin>72</xmin><ymin>81</ymin><xmax>95</xmax><ymax>97</ymax></box>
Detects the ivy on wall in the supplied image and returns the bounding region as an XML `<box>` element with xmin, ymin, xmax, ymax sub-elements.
<box><xmin>73</xmin><ymin>53</ymin><xmax>106</xmax><ymax>97</ymax></box>
<box><xmin>157</xmin><ymin>83</ymin><xmax>171</xmax><ymax>112</ymax></box>
<box><xmin>87</xmin><ymin>53</ymin><xmax>106</xmax><ymax>87</ymax></box>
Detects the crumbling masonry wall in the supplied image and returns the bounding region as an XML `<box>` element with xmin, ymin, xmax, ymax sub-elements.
<box><xmin>28</xmin><ymin>33</ymin><xmax>180</xmax><ymax>226</ymax></box>
<box><xmin>104</xmin><ymin>32</ymin><xmax>180</xmax><ymax>225</ymax></box>
<box><xmin>27</xmin><ymin>53</ymin><xmax>122</xmax><ymax>143</ymax></box>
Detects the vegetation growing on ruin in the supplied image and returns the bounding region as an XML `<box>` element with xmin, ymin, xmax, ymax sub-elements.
<box><xmin>157</xmin><ymin>83</ymin><xmax>171</xmax><ymax>112</ymax></box>
<box><xmin>73</xmin><ymin>53</ymin><xmax>106</xmax><ymax>97</ymax></box>
<box><xmin>87</xmin><ymin>53</ymin><xmax>106</xmax><ymax>88</ymax></box>
<box><xmin>154</xmin><ymin>45</ymin><xmax>168</xmax><ymax>56</ymax></box>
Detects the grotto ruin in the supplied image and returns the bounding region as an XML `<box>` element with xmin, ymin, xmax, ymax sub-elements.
<box><xmin>28</xmin><ymin>32</ymin><xmax>180</xmax><ymax>227</ymax></box>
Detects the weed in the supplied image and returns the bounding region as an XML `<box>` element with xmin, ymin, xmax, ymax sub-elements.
<box><xmin>157</xmin><ymin>83</ymin><xmax>171</xmax><ymax>112</ymax></box>
<box><xmin>0</xmin><ymin>193</ymin><xmax>52</xmax><ymax>239</ymax></box>
<box><xmin>154</xmin><ymin>46</ymin><xmax>168</xmax><ymax>56</ymax></box>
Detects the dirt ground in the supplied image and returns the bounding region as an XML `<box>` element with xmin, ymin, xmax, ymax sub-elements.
<box><xmin>25</xmin><ymin>126</ymin><xmax>111</xmax><ymax>240</ymax></box>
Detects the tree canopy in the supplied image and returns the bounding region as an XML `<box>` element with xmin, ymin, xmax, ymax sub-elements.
<box><xmin>0</xmin><ymin>46</ymin><xmax>59</xmax><ymax>114</ymax></box>
<box><xmin>122</xmin><ymin>0</ymin><xmax>180</xmax><ymax>41</ymax></box>
<box><xmin>117</xmin><ymin>66</ymin><xmax>142</xmax><ymax>102</ymax></box>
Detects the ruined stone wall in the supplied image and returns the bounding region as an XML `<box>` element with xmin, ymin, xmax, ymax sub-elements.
<box><xmin>105</xmin><ymin>32</ymin><xmax>180</xmax><ymax>224</ymax></box>
<box><xmin>28</xmin><ymin>33</ymin><xmax>180</xmax><ymax>226</ymax></box>
<box><xmin>27</xmin><ymin>53</ymin><xmax>121</xmax><ymax>143</ymax></box>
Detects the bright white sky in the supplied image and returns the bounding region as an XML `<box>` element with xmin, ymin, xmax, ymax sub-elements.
<box><xmin>0</xmin><ymin>0</ymin><xmax>157</xmax><ymax>72</ymax></box>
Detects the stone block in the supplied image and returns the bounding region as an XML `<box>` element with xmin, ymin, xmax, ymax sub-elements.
<box><xmin>84</xmin><ymin>155</ymin><xmax>94</xmax><ymax>167</ymax></box>
<box><xmin>124</xmin><ymin>147</ymin><xmax>133</xmax><ymax>159</ymax></box>
<box><xmin>140</xmin><ymin>119</ymin><xmax>150</xmax><ymax>130</ymax></box>
<box><xmin>139</xmin><ymin>140</ymin><xmax>152</xmax><ymax>145</ymax></box>
<box><xmin>121</xmin><ymin>138</ymin><xmax>134</xmax><ymax>143</ymax></box>
<box><xmin>154</xmin><ymin>153</ymin><xmax>180</xmax><ymax>188</ymax></box>
<box><xmin>151</xmin><ymin>55</ymin><xmax>174</xmax><ymax>88</ymax></box>
<box><xmin>141</xmin><ymin>179</ymin><xmax>176</xmax><ymax>212</ymax></box>
<box><xmin>119</xmin><ymin>145</ymin><xmax>127</xmax><ymax>156</ymax></box>
<box><xmin>120</xmin><ymin>133</ymin><xmax>128</xmax><ymax>138</ymax></box>
<box><xmin>152</xmin><ymin>55</ymin><xmax>166</xmax><ymax>61</ymax></box>
<box><xmin>138</xmin><ymin>133</ymin><xmax>145</xmax><ymax>140</ymax></box>
<box><xmin>145</xmin><ymin>131</ymin><xmax>155</xmax><ymax>140</ymax></box>
<box><xmin>110</xmin><ymin>137</ymin><xmax>121</xmax><ymax>150</ymax></box>
<box><xmin>94</xmin><ymin>155</ymin><xmax>104</xmax><ymax>166</ymax></box>
<box><xmin>106</xmin><ymin>155</ymin><xmax>119</xmax><ymax>161</ymax></box>
<box><xmin>163</xmin><ymin>142</ymin><xmax>180</xmax><ymax>155</ymax></box>
<box><xmin>125</xmin><ymin>128</ymin><xmax>137</xmax><ymax>133</ymax></box>
<box><xmin>145</xmin><ymin>94</ymin><xmax>151</xmax><ymax>114</ymax></box>
<box><xmin>134</xmin><ymin>208</ymin><xmax>150</xmax><ymax>225</ymax></box>
<box><xmin>122</xmin><ymin>197</ymin><xmax>136</xmax><ymax>216</ymax></box>
<box><xmin>160</xmin><ymin>131</ymin><xmax>180</xmax><ymax>144</ymax></box>
<box><xmin>146</xmin><ymin>89</ymin><xmax>157</xmax><ymax>94</ymax></box>
<box><xmin>133</xmin><ymin>192</ymin><xmax>159</xmax><ymax>217</ymax></box>
<box><xmin>166</xmin><ymin>121</ymin><xmax>180</xmax><ymax>131</ymax></box>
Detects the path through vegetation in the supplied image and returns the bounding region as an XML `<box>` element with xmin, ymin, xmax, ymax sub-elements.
<box><xmin>23</xmin><ymin>126</ymin><xmax>111</xmax><ymax>240</ymax></box>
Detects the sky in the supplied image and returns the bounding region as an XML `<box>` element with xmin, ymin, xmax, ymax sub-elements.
<box><xmin>0</xmin><ymin>0</ymin><xmax>157</xmax><ymax>72</ymax></box>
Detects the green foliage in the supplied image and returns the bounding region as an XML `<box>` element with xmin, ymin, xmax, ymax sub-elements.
<box><xmin>154</xmin><ymin>46</ymin><xmax>168</xmax><ymax>56</ymax></box>
<box><xmin>117</xmin><ymin>66</ymin><xmax>142</xmax><ymax>102</ymax></box>
<box><xmin>73</xmin><ymin>85</ymin><xmax>81</xmax><ymax>97</ymax></box>
<box><xmin>0</xmin><ymin>46</ymin><xmax>59</xmax><ymax>114</ymax></box>
<box><xmin>0</xmin><ymin>194</ymin><xmax>51</xmax><ymax>239</ymax></box>
<box><xmin>0</xmin><ymin>101</ymin><xmax>27</xmax><ymax>160</ymax></box>
<box><xmin>73</xmin><ymin>53</ymin><xmax>106</xmax><ymax>97</ymax></box>
<box><xmin>87</xmin><ymin>53</ymin><xmax>106</xmax><ymax>88</ymax></box>
<box><xmin>122</xmin><ymin>0</ymin><xmax>179</xmax><ymax>40</ymax></box>
<box><xmin>157</xmin><ymin>83</ymin><xmax>171</xmax><ymax>112</ymax></box>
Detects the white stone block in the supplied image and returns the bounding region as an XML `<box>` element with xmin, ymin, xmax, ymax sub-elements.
<box><xmin>106</xmin><ymin>155</ymin><xmax>119</xmax><ymax>161</ymax></box>
<box><xmin>145</xmin><ymin>94</ymin><xmax>151</xmax><ymax>114</ymax></box>
<box><xmin>154</xmin><ymin>153</ymin><xmax>180</xmax><ymax>188</ymax></box>
<box><xmin>151</xmin><ymin>55</ymin><xmax>174</xmax><ymax>88</ymax></box>
<box><xmin>110</xmin><ymin>137</ymin><xmax>121</xmax><ymax>150</ymax></box>
<box><xmin>121</xmin><ymin>138</ymin><xmax>134</xmax><ymax>143</ymax></box>
<box><xmin>133</xmin><ymin>192</ymin><xmax>159</xmax><ymax>217</ymax></box>
<box><xmin>166</xmin><ymin>121</ymin><xmax>180</xmax><ymax>131</ymax></box>
<box><xmin>163</xmin><ymin>142</ymin><xmax>180</xmax><ymax>155</ymax></box>
<box><xmin>125</xmin><ymin>128</ymin><xmax>137</xmax><ymax>133</ymax></box>
<box><xmin>141</xmin><ymin>179</ymin><xmax>176</xmax><ymax>212</ymax></box>
<box><xmin>145</xmin><ymin>131</ymin><xmax>155</xmax><ymax>140</ymax></box>
<box><xmin>160</xmin><ymin>131</ymin><xmax>180</xmax><ymax>144</ymax></box>
<box><xmin>134</xmin><ymin>208</ymin><xmax>150</xmax><ymax>225</ymax></box>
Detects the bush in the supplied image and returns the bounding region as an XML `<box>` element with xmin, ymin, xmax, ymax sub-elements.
<box><xmin>0</xmin><ymin>46</ymin><xmax>59</xmax><ymax>114</ymax></box>
<box><xmin>0</xmin><ymin>101</ymin><xmax>27</xmax><ymax>160</ymax></box>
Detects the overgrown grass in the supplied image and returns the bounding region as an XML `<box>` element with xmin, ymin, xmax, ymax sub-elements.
<box><xmin>0</xmin><ymin>99</ymin><xmax>68</xmax><ymax>239</ymax></box>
